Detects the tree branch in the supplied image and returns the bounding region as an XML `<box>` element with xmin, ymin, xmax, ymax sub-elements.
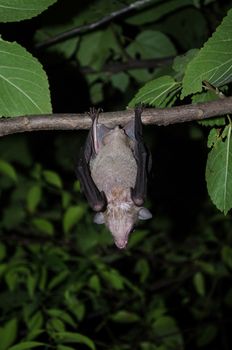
<box><xmin>81</xmin><ymin>57</ymin><xmax>174</xmax><ymax>74</ymax></box>
<box><xmin>0</xmin><ymin>97</ymin><xmax>231</xmax><ymax>137</ymax></box>
<box><xmin>35</xmin><ymin>0</ymin><xmax>153</xmax><ymax>49</ymax></box>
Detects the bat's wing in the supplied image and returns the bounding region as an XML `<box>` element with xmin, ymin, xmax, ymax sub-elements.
<box><xmin>76</xmin><ymin>109</ymin><xmax>107</xmax><ymax>212</ymax></box>
<box><xmin>124</xmin><ymin>106</ymin><xmax>151</xmax><ymax>206</ymax></box>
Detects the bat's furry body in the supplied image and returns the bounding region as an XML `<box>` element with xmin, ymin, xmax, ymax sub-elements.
<box><xmin>90</xmin><ymin>126</ymin><xmax>139</xmax><ymax>248</ymax></box>
<box><xmin>77</xmin><ymin>108</ymin><xmax>152</xmax><ymax>249</ymax></box>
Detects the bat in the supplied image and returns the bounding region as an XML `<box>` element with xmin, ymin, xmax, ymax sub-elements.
<box><xmin>76</xmin><ymin>106</ymin><xmax>152</xmax><ymax>249</ymax></box>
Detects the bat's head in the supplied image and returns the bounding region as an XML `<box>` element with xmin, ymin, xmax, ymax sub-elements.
<box><xmin>94</xmin><ymin>188</ymin><xmax>152</xmax><ymax>249</ymax></box>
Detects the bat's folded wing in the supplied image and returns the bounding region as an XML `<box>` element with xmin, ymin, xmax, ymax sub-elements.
<box><xmin>131</xmin><ymin>106</ymin><xmax>151</xmax><ymax>206</ymax></box>
<box><xmin>76</xmin><ymin>152</ymin><xmax>106</xmax><ymax>212</ymax></box>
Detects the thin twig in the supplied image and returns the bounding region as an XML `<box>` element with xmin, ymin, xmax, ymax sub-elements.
<box><xmin>0</xmin><ymin>97</ymin><xmax>231</xmax><ymax>137</ymax></box>
<box><xmin>81</xmin><ymin>57</ymin><xmax>174</xmax><ymax>74</ymax></box>
<box><xmin>35</xmin><ymin>0</ymin><xmax>154</xmax><ymax>49</ymax></box>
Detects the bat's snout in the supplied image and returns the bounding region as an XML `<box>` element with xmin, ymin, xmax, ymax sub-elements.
<box><xmin>114</xmin><ymin>238</ymin><xmax>128</xmax><ymax>249</ymax></box>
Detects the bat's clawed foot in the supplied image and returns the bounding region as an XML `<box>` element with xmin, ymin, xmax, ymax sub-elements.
<box><xmin>135</xmin><ymin>104</ymin><xmax>144</xmax><ymax>117</ymax></box>
<box><xmin>92</xmin><ymin>191</ymin><xmax>107</xmax><ymax>212</ymax></box>
<box><xmin>130</xmin><ymin>187</ymin><xmax>144</xmax><ymax>206</ymax></box>
<box><xmin>88</xmin><ymin>107</ymin><xmax>103</xmax><ymax>121</ymax></box>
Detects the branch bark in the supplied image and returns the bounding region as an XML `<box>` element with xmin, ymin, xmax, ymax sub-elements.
<box><xmin>0</xmin><ymin>97</ymin><xmax>231</xmax><ymax>137</ymax></box>
<box><xmin>35</xmin><ymin>0</ymin><xmax>153</xmax><ymax>49</ymax></box>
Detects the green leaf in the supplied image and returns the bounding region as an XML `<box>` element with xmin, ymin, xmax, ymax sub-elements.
<box><xmin>5</xmin><ymin>269</ymin><xmax>18</xmax><ymax>291</ymax></box>
<box><xmin>63</xmin><ymin>206</ymin><xmax>85</xmax><ymax>233</ymax></box>
<box><xmin>89</xmin><ymin>82</ymin><xmax>103</xmax><ymax>104</ymax></box>
<box><xmin>47</xmin><ymin>309</ymin><xmax>76</xmax><ymax>328</ymax></box>
<box><xmin>32</xmin><ymin>218</ymin><xmax>54</xmax><ymax>235</ymax></box>
<box><xmin>27</xmin><ymin>311</ymin><xmax>43</xmax><ymax>332</ymax></box>
<box><xmin>207</xmin><ymin>128</ymin><xmax>220</xmax><ymax>148</ymax></box>
<box><xmin>88</xmin><ymin>274</ymin><xmax>101</xmax><ymax>294</ymax></box>
<box><xmin>56</xmin><ymin>332</ymin><xmax>96</xmax><ymax>350</ymax></box>
<box><xmin>78</xmin><ymin>28</ymin><xmax>121</xmax><ymax>70</ymax></box>
<box><xmin>152</xmin><ymin>316</ymin><xmax>184</xmax><ymax>348</ymax></box>
<box><xmin>173</xmin><ymin>49</ymin><xmax>199</xmax><ymax>79</ymax></box>
<box><xmin>8</xmin><ymin>342</ymin><xmax>46</xmax><ymax>350</ymax></box>
<box><xmin>193</xmin><ymin>272</ymin><xmax>205</xmax><ymax>296</ymax></box>
<box><xmin>127</xmin><ymin>30</ymin><xmax>176</xmax><ymax>59</ymax></box>
<box><xmin>73</xmin><ymin>180</ymin><xmax>81</xmax><ymax>192</ymax></box>
<box><xmin>47</xmin><ymin>318</ymin><xmax>65</xmax><ymax>334</ymax></box>
<box><xmin>48</xmin><ymin>270</ymin><xmax>69</xmax><ymax>290</ymax></box>
<box><xmin>27</xmin><ymin>274</ymin><xmax>37</xmax><ymax>298</ymax></box>
<box><xmin>101</xmin><ymin>268</ymin><xmax>124</xmax><ymax>290</ymax></box>
<box><xmin>111</xmin><ymin>72</ymin><xmax>129</xmax><ymax>92</ymax></box>
<box><xmin>27</xmin><ymin>185</ymin><xmax>42</xmax><ymax>213</ymax></box>
<box><xmin>0</xmin><ymin>40</ymin><xmax>52</xmax><ymax>116</ymax></box>
<box><xmin>61</xmin><ymin>191</ymin><xmax>71</xmax><ymax>209</ymax></box>
<box><xmin>182</xmin><ymin>9</ymin><xmax>232</xmax><ymax>98</ymax></box>
<box><xmin>0</xmin><ymin>318</ymin><xmax>18</xmax><ymax>350</ymax></box>
<box><xmin>43</xmin><ymin>170</ymin><xmax>62</xmax><ymax>188</ymax></box>
<box><xmin>111</xmin><ymin>310</ymin><xmax>140</xmax><ymax>323</ymax></box>
<box><xmin>129</xmin><ymin>76</ymin><xmax>181</xmax><ymax>107</ymax></box>
<box><xmin>26</xmin><ymin>330</ymin><xmax>44</xmax><ymax>342</ymax></box>
<box><xmin>206</xmin><ymin>124</ymin><xmax>232</xmax><ymax>214</ymax></box>
<box><xmin>0</xmin><ymin>0</ymin><xmax>57</xmax><ymax>22</ymax></box>
<box><xmin>0</xmin><ymin>159</ymin><xmax>17</xmax><ymax>181</ymax></box>
<box><xmin>152</xmin><ymin>316</ymin><xmax>182</xmax><ymax>341</ymax></box>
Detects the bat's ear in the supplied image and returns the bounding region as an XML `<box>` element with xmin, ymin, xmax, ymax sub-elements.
<box><xmin>123</xmin><ymin>119</ymin><xmax>135</xmax><ymax>141</ymax></box>
<box><xmin>138</xmin><ymin>208</ymin><xmax>152</xmax><ymax>220</ymax></box>
<box><xmin>93</xmin><ymin>212</ymin><xmax>105</xmax><ymax>224</ymax></box>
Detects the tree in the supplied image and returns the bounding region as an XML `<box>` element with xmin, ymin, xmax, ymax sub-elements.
<box><xmin>0</xmin><ymin>0</ymin><xmax>232</xmax><ymax>349</ymax></box>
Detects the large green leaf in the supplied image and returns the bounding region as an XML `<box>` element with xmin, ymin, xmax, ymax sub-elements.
<box><xmin>206</xmin><ymin>124</ymin><xmax>232</xmax><ymax>214</ymax></box>
<box><xmin>127</xmin><ymin>30</ymin><xmax>176</xmax><ymax>59</ymax></box>
<box><xmin>77</xmin><ymin>27</ymin><xmax>121</xmax><ymax>70</ymax></box>
<box><xmin>182</xmin><ymin>9</ymin><xmax>232</xmax><ymax>97</ymax></box>
<box><xmin>0</xmin><ymin>40</ymin><xmax>52</xmax><ymax>116</ymax></box>
<box><xmin>0</xmin><ymin>0</ymin><xmax>57</xmax><ymax>22</ymax></box>
<box><xmin>129</xmin><ymin>75</ymin><xmax>181</xmax><ymax>107</ymax></box>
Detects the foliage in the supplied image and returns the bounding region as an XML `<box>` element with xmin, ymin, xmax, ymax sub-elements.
<box><xmin>0</xmin><ymin>0</ymin><xmax>232</xmax><ymax>349</ymax></box>
<box><xmin>0</xmin><ymin>0</ymin><xmax>57</xmax><ymax>22</ymax></box>
<box><xmin>0</xmin><ymin>40</ymin><xmax>52</xmax><ymax>117</ymax></box>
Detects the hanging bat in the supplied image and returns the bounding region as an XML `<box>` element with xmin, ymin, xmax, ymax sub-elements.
<box><xmin>76</xmin><ymin>106</ymin><xmax>152</xmax><ymax>249</ymax></box>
